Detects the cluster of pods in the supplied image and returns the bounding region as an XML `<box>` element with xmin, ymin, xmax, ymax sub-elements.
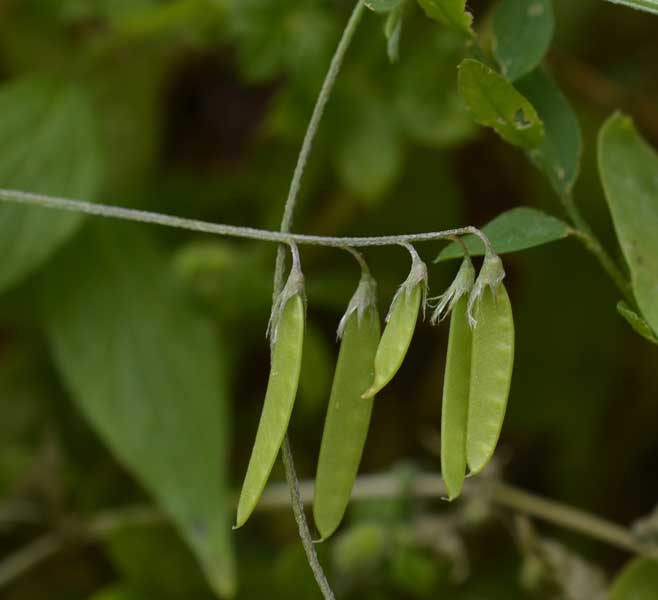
<box><xmin>235</xmin><ymin>241</ymin><xmax>515</xmax><ymax>541</ymax></box>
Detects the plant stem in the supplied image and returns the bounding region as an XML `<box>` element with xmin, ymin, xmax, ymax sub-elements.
<box><xmin>0</xmin><ymin>189</ymin><xmax>492</xmax><ymax>250</ymax></box>
<box><xmin>272</xmin><ymin>2</ymin><xmax>365</xmax><ymax>598</ymax></box>
<box><xmin>491</xmin><ymin>482</ymin><xmax>645</xmax><ymax>555</ymax></box>
<box><xmin>280</xmin><ymin>439</ymin><xmax>335</xmax><ymax>600</ymax></box>
<box><xmin>559</xmin><ymin>190</ymin><xmax>633</xmax><ymax>303</ymax></box>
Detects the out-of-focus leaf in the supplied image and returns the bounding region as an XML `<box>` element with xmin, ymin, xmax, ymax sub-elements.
<box><xmin>610</xmin><ymin>558</ymin><xmax>658</xmax><ymax>600</ymax></box>
<box><xmin>390</xmin><ymin>545</ymin><xmax>441</xmax><ymax>596</ymax></box>
<box><xmin>336</xmin><ymin>101</ymin><xmax>402</xmax><ymax>203</ymax></box>
<box><xmin>332</xmin><ymin>522</ymin><xmax>391</xmax><ymax>575</ymax></box>
<box><xmin>617</xmin><ymin>301</ymin><xmax>658</xmax><ymax>344</ymax></box>
<box><xmin>42</xmin><ymin>223</ymin><xmax>235</xmax><ymax>598</ymax></box>
<box><xmin>297</xmin><ymin>324</ymin><xmax>333</xmax><ymax>420</ymax></box>
<box><xmin>520</xmin><ymin>537</ymin><xmax>608</xmax><ymax>599</ymax></box>
<box><xmin>457</xmin><ymin>59</ymin><xmax>544</xmax><ymax>149</ymax></box>
<box><xmin>599</xmin><ymin>113</ymin><xmax>658</xmax><ymax>337</ymax></box>
<box><xmin>0</xmin><ymin>77</ymin><xmax>102</xmax><ymax>293</ymax></box>
<box><xmin>604</xmin><ymin>0</ymin><xmax>658</xmax><ymax>15</ymax></box>
<box><xmin>516</xmin><ymin>68</ymin><xmax>582</xmax><ymax>197</ymax></box>
<box><xmin>492</xmin><ymin>0</ymin><xmax>554</xmax><ymax>81</ymax></box>
<box><xmin>417</xmin><ymin>0</ymin><xmax>474</xmax><ymax>36</ymax></box>
<box><xmin>395</xmin><ymin>32</ymin><xmax>475</xmax><ymax>147</ymax></box>
<box><xmin>366</xmin><ymin>0</ymin><xmax>403</xmax><ymax>12</ymax></box>
<box><xmin>106</xmin><ymin>525</ymin><xmax>214</xmax><ymax>598</ymax></box>
<box><xmin>88</xmin><ymin>586</ymin><xmax>140</xmax><ymax>600</ymax></box>
<box><xmin>230</xmin><ymin>0</ymin><xmax>337</xmax><ymax>83</ymax></box>
<box><xmin>436</xmin><ymin>207</ymin><xmax>570</xmax><ymax>260</ymax></box>
<box><xmin>173</xmin><ymin>240</ymin><xmax>272</xmax><ymax>324</ymax></box>
<box><xmin>384</xmin><ymin>3</ymin><xmax>405</xmax><ymax>63</ymax></box>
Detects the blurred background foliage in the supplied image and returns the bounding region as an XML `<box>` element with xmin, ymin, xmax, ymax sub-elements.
<box><xmin>0</xmin><ymin>0</ymin><xmax>657</xmax><ymax>598</ymax></box>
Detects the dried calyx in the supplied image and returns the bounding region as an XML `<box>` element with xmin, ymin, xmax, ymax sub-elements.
<box><xmin>430</xmin><ymin>255</ymin><xmax>476</xmax><ymax>324</ymax></box>
<box><xmin>388</xmin><ymin>243</ymin><xmax>428</xmax><ymax>322</ymax></box>
<box><xmin>267</xmin><ymin>243</ymin><xmax>305</xmax><ymax>343</ymax></box>
<box><xmin>337</xmin><ymin>269</ymin><xmax>378</xmax><ymax>339</ymax></box>
<box><xmin>467</xmin><ymin>250</ymin><xmax>506</xmax><ymax>328</ymax></box>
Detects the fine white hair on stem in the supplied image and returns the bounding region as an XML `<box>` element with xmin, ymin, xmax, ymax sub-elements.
<box><xmin>337</xmin><ymin>249</ymin><xmax>377</xmax><ymax>340</ymax></box>
<box><xmin>429</xmin><ymin>255</ymin><xmax>476</xmax><ymax>324</ymax></box>
<box><xmin>386</xmin><ymin>242</ymin><xmax>429</xmax><ymax>323</ymax></box>
<box><xmin>267</xmin><ymin>243</ymin><xmax>305</xmax><ymax>344</ymax></box>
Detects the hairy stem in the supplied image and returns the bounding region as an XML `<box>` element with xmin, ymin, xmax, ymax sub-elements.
<box><xmin>272</xmin><ymin>2</ymin><xmax>366</xmax><ymax>598</ymax></box>
<box><xmin>280</xmin><ymin>439</ymin><xmax>335</xmax><ymax>599</ymax></box>
<box><xmin>0</xmin><ymin>189</ymin><xmax>491</xmax><ymax>250</ymax></box>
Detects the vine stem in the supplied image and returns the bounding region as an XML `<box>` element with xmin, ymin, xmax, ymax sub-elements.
<box><xmin>272</xmin><ymin>2</ymin><xmax>366</xmax><ymax>599</ymax></box>
<box><xmin>559</xmin><ymin>190</ymin><xmax>634</xmax><ymax>303</ymax></box>
<box><xmin>2</xmin><ymin>472</ymin><xmax>654</xmax><ymax>589</ymax></box>
<box><xmin>0</xmin><ymin>189</ymin><xmax>492</xmax><ymax>250</ymax></box>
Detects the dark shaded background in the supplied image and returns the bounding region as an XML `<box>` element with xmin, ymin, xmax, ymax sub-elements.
<box><xmin>1</xmin><ymin>0</ymin><xmax>658</xmax><ymax>598</ymax></box>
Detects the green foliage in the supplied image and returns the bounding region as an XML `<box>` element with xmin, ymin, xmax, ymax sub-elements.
<box><xmin>610</xmin><ymin>558</ymin><xmax>658</xmax><ymax>600</ymax></box>
<box><xmin>416</xmin><ymin>0</ymin><xmax>473</xmax><ymax>36</ymax></box>
<box><xmin>88</xmin><ymin>586</ymin><xmax>140</xmax><ymax>600</ymax></box>
<box><xmin>105</xmin><ymin>525</ymin><xmax>215</xmax><ymax>598</ymax></box>
<box><xmin>492</xmin><ymin>0</ymin><xmax>554</xmax><ymax>82</ymax></box>
<box><xmin>336</xmin><ymin>98</ymin><xmax>403</xmax><ymax>203</ymax></box>
<box><xmin>2</xmin><ymin>1</ymin><xmax>658</xmax><ymax>599</ymax></box>
<box><xmin>458</xmin><ymin>59</ymin><xmax>545</xmax><ymax>149</ymax></box>
<box><xmin>332</xmin><ymin>522</ymin><xmax>390</xmax><ymax>574</ymax></box>
<box><xmin>384</xmin><ymin>3</ymin><xmax>405</xmax><ymax>62</ymax></box>
<box><xmin>516</xmin><ymin>68</ymin><xmax>582</xmax><ymax>197</ymax></box>
<box><xmin>0</xmin><ymin>77</ymin><xmax>101</xmax><ymax>293</ymax></box>
<box><xmin>366</xmin><ymin>0</ymin><xmax>404</xmax><ymax>13</ymax></box>
<box><xmin>617</xmin><ymin>301</ymin><xmax>658</xmax><ymax>344</ymax></box>
<box><xmin>599</xmin><ymin>113</ymin><xmax>658</xmax><ymax>336</ymax></box>
<box><xmin>437</xmin><ymin>207</ymin><xmax>571</xmax><ymax>260</ymax></box>
<box><xmin>42</xmin><ymin>223</ymin><xmax>235</xmax><ymax>597</ymax></box>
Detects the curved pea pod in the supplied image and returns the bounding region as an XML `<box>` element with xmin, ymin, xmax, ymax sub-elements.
<box><xmin>440</xmin><ymin>294</ymin><xmax>472</xmax><ymax>500</ymax></box>
<box><xmin>362</xmin><ymin>250</ymin><xmax>426</xmax><ymax>399</ymax></box>
<box><xmin>314</xmin><ymin>274</ymin><xmax>381</xmax><ymax>540</ymax></box>
<box><xmin>466</xmin><ymin>283</ymin><xmax>514</xmax><ymax>475</ymax></box>
<box><xmin>236</xmin><ymin>274</ymin><xmax>305</xmax><ymax>528</ymax></box>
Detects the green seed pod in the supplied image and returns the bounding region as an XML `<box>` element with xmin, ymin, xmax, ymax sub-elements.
<box><xmin>441</xmin><ymin>294</ymin><xmax>473</xmax><ymax>500</ymax></box>
<box><xmin>235</xmin><ymin>249</ymin><xmax>305</xmax><ymax>528</ymax></box>
<box><xmin>314</xmin><ymin>270</ymin><xmax>381</xmax><ymax>540</ymax></box>
<box><xmin>466</xmin><ymin>282</ymin><xmax>514</xmax><ymax>475</ymax></box>
<box><xmin>362</xmin><ymin>245</ymin><xmax>427</xmax><ymax>399</ymax></box>
<box><xmin>429</xmin><ymin>256</ymin><xmax>475</xmax><ymax>500</ymax></box>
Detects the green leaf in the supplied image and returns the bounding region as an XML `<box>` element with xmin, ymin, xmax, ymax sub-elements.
<box><xmin>88</xmin><ymin>586</ymin><xmax>140</xmax><ymax>600</ymax></box>
<box><xmin>106</xmin><ymin>525</ymin><xmax>214</xmax><ymax>597</ymax></box>
<box><xmin>366</xmin><ymin>0</ymin><xmax>403</xmax><ymax>12</ymax></box>
<box><xmin>492</xmin><ymin>0</ymin><xmax>554</xmax><ymax>82</ymax></box>
<box><xmin>610</xmin><ymin>558</ymin><xmax>658</xmax><ymax>600</ymax></box>
<box><xmin>436</xmin><ymin>207</ymin><xmax>570</xmax><ymax>260</ymax></box>
<box><xmin>384</xmin><ymin>3</ymin><xmax>405</xmax><ymax>63</ymax></box>
<box><xmin>457</xmin><ymin>58</ymin><xmax>545</xmax><ymax>149</ymax></box>
<box><xmin>599</xmin><ymin>113</ymin><xmax>658</xmax><ymax>338</ymax></box>
<box><xmin>604</xmin><ymin>0</ymin><xmax>658</xmax><ymax>16</ymax></box>
<box><xmin>417</xmin><ymin>0</ymin><xmax>473</xmax><ymax>36</ymax></box>
<box><xmin>516</xmin><ymin>68</ymin><xmax>582</xmax><ymax>197</ymax></box>
<box><xmin>42</xmin><ymin>223</ymin><xmax>235</xmax><ymax>598</ymax></box>
<box><xmin>336</xmin><ymin>100</ymin><xmax>402</xmax><ymax>203</ymax></box>
<box><xmin>617</xmin><ymin>301</ymin><xmax>658</xmax><ymax>344</ymax></box>
<box><xmin>0</xmin><ymin>77</ymin><xmax>102</xmax><ymax>293</ymax></box>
